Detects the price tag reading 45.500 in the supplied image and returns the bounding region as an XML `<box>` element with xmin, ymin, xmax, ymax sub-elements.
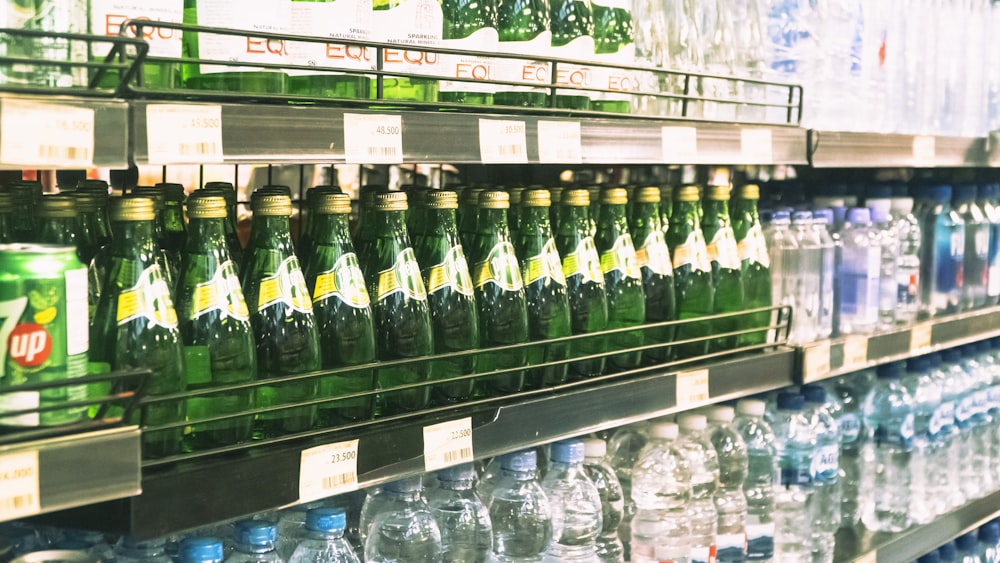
<box><xmin>298</xmin><ymin>439</ymin><xmax>360</xmax><ymax>502</ymax></box>
<box><xmin>145</xmin><ymin>104</ymin><xmax>224</xmax><ymax>164</ymax></box>
<box><xmin>343</xmin><ymin>113</ymin><xmax>403</xmax><ymax>164</ymax></box>
<box><xmin>479</xmin><ymin>119</ymin><xmax>528</xmax><ymax>163</ymax></box>
<box><xmin>423</xmin><ymin>418</ymin><xmax>474</xmax><ymax>472</ymax></box>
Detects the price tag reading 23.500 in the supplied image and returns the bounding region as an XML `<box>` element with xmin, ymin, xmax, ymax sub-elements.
<box><xmin>298</xmin><ymin>439</ymin><xmax>360</xmax><ymax>502</ymax></box>
<box><xmin>423</xmin><ymin>418</ymin><xmax>474</xmax><ymax>472</ymax></box>
<box><xmin>343</xmin><ymin>113</ymin><xmax>403</xmax><ymax>164</ymax></box>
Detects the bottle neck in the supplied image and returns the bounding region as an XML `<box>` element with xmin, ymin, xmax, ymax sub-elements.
<box><xmin>477</xmin><ymin>207</ymin><xmax>511</xmax><ymax>238</ymax></box>
<box><xmin>186</xmin><ymin>216</ymin><xmax>230</xmax><ymax>254</ymax></box>
<box><xmin>598</xmin><ymin>202</ymin><xmax>628</xmax><ymax>234</ymax></box>
<box><xmin>248</xmin><ymin>214</ymin><xmax>295</xmax><ymax>251</ymax></box>
<box><xmin>311</xmin><ymin>213</ymin><xmax>352</xmax><ymax>247</ymax></box>
<box><xmin>557</xmin><ymin>206</ymin><xmax>592</xmax><ymax>238</ymax></box>
<box><xmin>111</xmin><ymin>220</ymin><xmax>158</xmax><ymax>258</ymax></box>
<box><xmin>235</xmin><ymin>541</ymin><xmax>276</xmax><ymax>555</ymax></box>
<box><xmin>164</xmin><ymin>201</ymin><xmax>186</xmax><ymax>233</ymax></box>
<box><xmin>630</xmin><ymin>202</ymin><xmax>661</xmax><ymax>238</ymax></box>
<box><xmin>438</xmin><ymin>478</ymin><xmax>475</xmax><ymax>491</ymax></box>
<box><xmin>372</xmin><ymin>209</ymin><xmax>410</xmax><ymax>243</ymax></box>
<box><xmin>703</xmin><ymin>198</ymin><xmax>731</xmax><ymax>223</ymax></box>
<box><xmin>670</xmin><ymin>200</ymin><xmax>701</xmax><ymax>232</ymax></box>
<box><xmin>425</xmin><ymin>207</ymin><xmax>459</xmax><ymax>236</ymax></box>
<box><xmin>519</xmin><ymin>206</ymin><xmax>553</xmax><ymax>237</ymax></box>
<box><xmin>37</xmin><ymin>217</ymin><xmax>77</xmax><ymax>245</ymax></box>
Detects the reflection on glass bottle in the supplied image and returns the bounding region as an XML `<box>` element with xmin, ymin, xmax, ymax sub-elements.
<box><xmin>549</xmin><ymin>0</ymin><xmax>595</xmax><ymax>110</ymax></box>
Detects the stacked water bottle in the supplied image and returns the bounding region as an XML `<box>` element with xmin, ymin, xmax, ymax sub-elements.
<box><xmin>915</xmin><ymin>522</ymin><xmax>1000</xmax><ymax>563</ymax></box>
<box><xmin>762</xmin><ymin>181</ymin><xmax>1000</xmax><ymax>345</ymax></box>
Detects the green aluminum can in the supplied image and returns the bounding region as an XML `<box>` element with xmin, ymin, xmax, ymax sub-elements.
<box><xmin>0</xmin><ymin>243</ymin><xmax>89</xmax><ymax>429</ymax></box>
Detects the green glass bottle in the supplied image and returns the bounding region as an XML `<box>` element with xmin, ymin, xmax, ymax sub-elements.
<box><xmin>554</xmin><ymin>188</ymin><xmax>608</xmax><ymax>377</ymax></box>
<box><xmin>507</xmin><ymin>186</ymin><xmax>526</xmax><ymax>235</ymax></box>
<box><xmin>702</xmin><ymin>184</ymin><xmax>744</xmax><ymax>352</ymax></box>
<box><xmin>629</xmin><ymin>186</ymin><xmax>676</xmax><ymax>364</ymax></box>
<box><xmin>732</xmin><ymin>184</ymin><xmax>772</xmax><ymax>346</ymax></box>
<box><xmin>241</xmin><ymin>193</ymin><xmax>320</xmax><ymax>437</ymax></box>
<box><xmin>0</xmin><ymin>192</ymin><xmax>14</xmax><ymax>243</ymax></box>
<box><xmin>34</xmin><ymin>196</ymin><xmax>78</xmax><ymax>247</ymax></box>
<box><xmin>358</xmin><ymin>192</ymin><xmax>434</xmax><ymax>414</ymax></box>
<box><xmin>302</xmin><ymin>194</ymin><xmax>377</xmax><ymax>425</ymax></box>
<box><xmin>458</xmin><ymin>187</ymin><xmax>484</xmax><ymax>252</ymax></box>
<box><xmin>470</xmin><ymin>190</ymin><xmax>529</xmax><ymax>396</ymax></box>
<box><xmin>354</xmin><ymin>185</ymin><xmax>387</xmax><ymax>261</ymax></box>
<box><xmin>439</xmin><ymin>0</ymin><xmax>500</xmax><ymax>105</ymax></box>
<box><xmin>286</xmin><ymin>0</ymin><xmax>373</xmax><ymax>100</ymax></box>
<box><xmin>666</xmin><ymin>185</ymin><xmax>715</xmax><ymax>358</ymax></box>
<box><xmin>659</xmin><ymin>184</ymin><xmax>673</xmax><ymax>227</ymax></box>
<box><xmin>155</xmin><ymin>183</ymin><xmax>188</xmax><ymax>258</ymax></box>
<box><xmin>587</xmin><ymin>185</ymin><xmax>601</xmax><ymax>237</ymax></box>
<box><xmin>298</xmin><ymin>185</ymin><xmax>343</xmax><ymax>263</ymax></box>
<box><xmin>595</xmin><ymin>187</ymin><xmax>645</xmax><ymax>370</ymax></box>
<box><xmin>6</xmin><ymin>181</ymin><xmax>42</xmax><ymax>243</ymax></box>
<box><xmin>74</xmin><ymin>187</ymin><xmax>112</xmax><ymax>325</ymax></box>
<box><xmin>589</xmin><ymin>0</ymin><xmax>635</xmax><ymax>113</ymax></box>
<box><xmin>175</xmin><ymin>195</ymin><xmax>257</xmax><ymax>450</ymax></box>
<box><xmin>182</xmin><ymin>0</ymin><xmax>289</xmax><ymax>94</ymax></box>
<box><xmin>90</xmin><ymin>197</ymin><xmax>185</xmax><ymax>459</ymax></box>
<box><xmin>370</xmin><ymin>0</ymin><xmax>443</xmax><ymax>102</ymax></box>
<box><xmin>412</xmin><ymin>191</ymin><xmax>480</xmax><ymax>404</ymax></box>
<box><xmin>494</xmin><ymin>0</ymin><xmax>552</xmax><ymax>108</ymax></box>
<box><xmin>132</xmin><ymin>188</ymin><xmax>179</xmax><ymax>296</ymax></box>
<box><xmin>202</xmin><ymin>182</ymin><xmax>244</xmax><ymax>270</ymax></box>
<box><xmin>513</xmin><ymin>188</ymin><xmax>572</xmax><ymax>388</ymax></box>
<box><xmin>550</xmin><ymin>0</ymin><xmax>594</xmax><ymax>110</ymax></box>
<box><xmin>549</xmin><ymin>186</ymin><xmax>564</xmax><ymax>231</ymax></box>
<box><xmin>88</xmin><ymin>1</ymin><xmax>183</xmax><ymax>90</ymax></box>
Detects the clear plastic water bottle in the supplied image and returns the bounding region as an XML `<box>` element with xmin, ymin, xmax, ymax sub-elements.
<box><xmin>800</xmin><ymin>385</ymin><xmax>839</xmax><ymax>562</ymax></box>
<box><xmin>770</xmin><ymin>392</ymin><xmax>814</xmax><ymax>561</ymax></box>
<box><xmin>977</xmin><ymin>184</ymin><xmax>1000</xmax><ymax>306</ymax></box>
<box><xmin>762</xmin><ymin>211</ymin><xmax>800</xmax><ymax>340</ymax></box>
<box><xmin>839</xmin><ymin>208</ymin><xmax>880</xmax><ymax>335</ymax></box>
<box><xmin>630</xmin><ymin>422</ymin><xmax>691</xmax><ymax>563</ymax></box>
<box><xmin>980</xmin><ymin>522</ymin><xmax>1000</xmax><ymax>563</ymax></box>
<box><xmin>955</xmin><ymin>184</ymin><xmax>990</xmax><ymax>311</ymax></box>
<box><xmin>861</xmin><ymin>362</ymin><xmax>915</xmax><ymax>532</ymax></box>
<box><xmin>707</xmin><ymin>406</ymin><xmax>749</xmax><ymax>563</ymax></box>
<box><xmin>488</xmin><ymin>450</ymin><xmax>553</xmax><ymax>563</ymax></box>
<box><xmin>111</xmin><ymin>537</ymin><xmax>173</xmax><ymax>563</ymax></box>
<box><xmin>427</xmin><ymin>464</ymin><xmax>493</xmax><ymax>563</ymax></box>
<box><xmin>944</xmin><ymin>346</ymin><xmax>984</xmax><ymax>503</ymax></box>
<box><xmin>178</xmin><ymin>538</ymin><xmax>225</xmax><ymax>563</ymax></box>
<box><xmin>605</xmin><ymin>423</ymin><xmax>648</xmax><ymax>558</ymax></box>
<box><xmin>811</xmin><ymin>209</ymin><xmax>837</xmax><ymax>339</ymax></box>
<box><xmin>957</xmin><ymin>532</ymin><xmax>985</xmax><ymax>563</ymax></box>
<box><xmin>276</xmin><ymin>502</ymin><xmax>325</xmax><ymax>561</ymax></box>
<box><xmin>542</xmin><ymin>439</ymin><xmax>602</xmax><ymax>562</ymax></box>
<box><xmin>868</xmin><ymin>198</ymin><xmax>899</xmax><ymax>330</ymax></box>
<box><xmin>289</xmin><ymin>508</ymin><xmax>361</xmax><ymax>563</ymax></box>
<box><xmin>677</xmin><ymin>414</ymin><xmax>720</xmax><ymax>563</ymax></box>
<box><xmin>916</xmin><ymin>184</ymin><xmax>965</xmax><ymax>317</ymax></box>
<box><xmin>892</xmin><ymin>194</ymin><xmax>923</xmax><ymax>325</ymax></box>
<box><xmin>983</xmin><ymin>339</ymin><xmax>1000</xmax><ymax>488</ymax></box>
<box><xmin>962</xmin><ymin>343</ymin><xmax>995</xmax><ymax>494</ymax></box>
<box><xmin>791</xmin><ymin>210</ymin><xmax>821</xmax><ymax>343</ymax></box>
<box><xmin>941</xmin><ymin>541</ymin><xmax>959</xmax><ymax>563</ymax></box>
<box><xmin>581</xmin><ymin>439</ymin><xmax>625</xmax><ymax>563</ymax></box>
<box><xmin>56</xmin><ymin>530</ymin><xmax>114</xmax><ymax>562</ymax></box>
<box><xmin>827</xmin><ymin>371</ymin><xmax>868</xmax><ymax>529</ymax></box>
<box><xmin>929</xmin><ymin>351</ymin><xmax>965</xmax><ymax>511</ymax></box>
<box><xmin>902</xmin><ymin>356</ymin><xmax>942</xmax><ymax>524</ymax></box>
<box><xmin>225</xmin><ymin>521</ymin><xmax>281</xmax><ymax>563</ymax></box>
<box><xmin>364</xmin><ymin>476</ymin><xmax>442</xmax><ymax>562</ymax></box>
<box><xmin>734</xmin><ymin>399</ymin><xmax>776</xmax><ymax>562</ymax></box>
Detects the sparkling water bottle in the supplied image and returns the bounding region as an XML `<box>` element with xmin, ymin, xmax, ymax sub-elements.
<box><xmin>581</xmin><ymin>439</ymin><xmax>625</xmax><ymax>563</ymax></box>
<box><xmin>542</xmin><ymin>439</ymin><xmax>603</xmax><ymax>562</ymax></box>
<box><xmin>289</xmin><ymin>508</ymin><xmax>361</xmax><ymax>563</ymax></box>
<box><xmin>707</xmin><ymin>406</ymin><xmax>749</xmax><ymax>563</ymax></box>
<box><xmin>771</xmin><ymin>392</ymin><xmax>814</xmax><ymax>561</ymax></box>
<box><xmin>734</xmin><ymin>399</ymin><xmax>776</xmax><ymax>562</ymax></box>
<box><xmin>630</xmin><ymin>422</ymin><xmax>691</xmax><ymax>563</ymax></box>
<box><xmin>892</xmin><ymin>195</ymin><xmax>922</xmax><ymax>325</ymax></box>
<box><xmin>839</xmin><ymin>208</ymin><xmax>880</xmax><ymax>335</ymax></box>
<box><xmin>364</xmin><ymin>476</ymin><xmax>442</xmax><ymax>562</ymax></box>
<box><xmin>800</xmin><ymin>385</ymin><xmax>839</xmax><ymax>562</ymax></box>
<box><xmin>929</xmin><ymin>351</ymin><xmax>965</xmax><ymax>511</ymax></box>
<box><xmin>868</xmin><ymin>199</ymin><xmax>899</xmax><ymax>330</ymax></box>
<box><xmin>178</xmin><ymin>538</ymin><xmax>225</xmax><ymax>563</ymax></box>
<box><xmin>961</xmin><ymin>343</ymin><xmax>994</xmax><ymax>495</ymax></box>
<box><xmin>677</xmin><ymin>414</ymin><xmax>720</xmax><ymax>563</ymax></box>
<box><xmin>827</xmin><ymin>371</ymin><xmax>869</xmax><ymax>529</ymax></box>
<box><xmin>861</xmin><ymin>362</ymin><xmax>915</xmax><ymax>532</ymax></box>
<box><xmin>903</xmin><ymin>356</ymin><xmax>942</xmax><ymax>524</ymax></box>
<box><xmin>488</xmin><ymin>450</ymin><xmax>553</xmax><ymax>563</ymax></box>
<box><xmin>427</xmin><ymin>464</ymin><xmax>493</xmax><ymax>563</ymax></box>
<box><xmin>226</xmin><ymin>521</ymin><xmax>281</xmax><ymax>563</ymax></box>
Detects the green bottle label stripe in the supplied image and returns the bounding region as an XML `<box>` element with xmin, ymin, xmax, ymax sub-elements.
<box><xmin>426</xmin><ymin>246</ymin><xmax>475</xmax><ymax>296</ymax></box>
<box><xmin>599</xmin><ymin>234</ymin><xmax>642</xmax><ymax>279</ymax></box>
<box><xmin>561</xmin><ymin>236</ymin><xmax>603</xmax><ymax>284</ymax></box>
<box><xmin>523</xmin><ymin>239</ymin><xmax>567</xmax><ymax>287</ymax></box>
<box><xmin>313</xmin><ymin>253</ymin><xmax>371</xmax><ymax>309</ymax></box>
<box><xmin>474</xmin><ymin>241</ymin><xmax>524</xmax><ymax>292</ymax></box>
<box><xmin>117</xmin><ymin>264</ymin><xmax>178</xmax><ymax>329</ymax></box>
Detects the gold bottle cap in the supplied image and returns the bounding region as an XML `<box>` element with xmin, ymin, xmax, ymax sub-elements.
<box><xmin>131</xmin><ymin>187</ymin><xmax>166</xmax><ymax>210</ymax></box>
<box><xmin>601</xmin><ymin>187</ymin><xmax>629</xmax><ymax>205</ymax></box>
<box><xmin>478</xmin><ymin>190</ymin><xmax>510</xmax><ymax>209</ymax></box>
<box><xmin>521</xmin><ymin>188</ymin><xmax>551</xmax><ymax>208</ymax></box>
<box><xmin>509</xmin><ymin>186</ymin><xmax>526</xmax><ymax>206</ymax></box>
<box><xmin>707</xmin><ymin>184</ymin><xmax>732</xmax><ymax>201</ymax></box>
<box><xmin>111</xmin><ymin>196</ymin><xmax>156</xmax><ymax>221</ymax></box>
<box><xmin>371</xmin><ymin>191</ymin><xmax>408</xmax><ymax>212</ymax></box>
<box><xmin>561</xmin><ymin>188</ymin><xmax>590</xmax><ymax>207</ymax></box>
<box><xmin>187</xmin><ymin>195</ymin><xmax>228</xmax><ymax>219</ymax></box>
<box><xmin>155</xmin><ymin>182</ymin><xmax>187</xmax><ymax>202</ymax></box>
<box><xmin>73</xmin><ymin>193</ymin><xmax>100</xmax><ymax>214</ymax></box>
<box><xmin>37</xmin><ymin>195</ymin><xmax>77</xmax><ymax>219</ymax></box>
<box><xmin>738</xmin><ymin>184</ymin><xmax>761</xmax><ymax>200</ymax></box>
<box><xmin>460</xmin><ymin>187</ymin><xmax>484</xmax><ymax>207</ymax></box>
<box><xmin>314</xmin><ymin>193</ymin><xmax>352</xmax><ymax>215</ymax></box>
<box><xmin>251</xmin><ymin>194</ymin><xmax>293</xmax><ymax>216</ymax></box>
<box><xmin>676</xmin><ymin>185</ymin><xmax>701</xmax><ymax>202</ymax></box>
<box><xmin>634</xmin><ymin>186</ymin><xmax>661</xmax><ymax>203</ymax></box>
<box><xmin>420</xmin><ymin>190</ymin><xmax>459</xmax><ymax>210</ymax></box>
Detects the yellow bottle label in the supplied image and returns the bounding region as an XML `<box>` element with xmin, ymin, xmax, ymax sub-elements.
<box><xmin>377</xmin><ymin>248</ymin><xmax>428</xmax><ymax>301</ymax></box>
<box><xmin>636</xmin><ymin>230</ymin><xmax>674</xmax><ymax>277</ymax></box>
<box><xmin>523</xmin><ymin>238</ymin><xmax>567</xmax><ymax>287</ymax></box>
<box><xmin>737</xmin><ymin>224</ymin><xmax>771</xmax><ymax>268</ymax></box>
<box><xmin>673</xmin><ymin>230</ymin><xmax>712</xmax><ymax>273</ymax></box>
<box><xmin>191</xmin><ymin>260</ymin><xmax>250</xmax><ymax>321</ymax></box>
<box><xmin>426</xmin><ymin>246</ymin><xmax>475</xmax><ymax>296</ymax></box>
<box><xmin>561</xmin><ymin>236</ymin><xmax>603</xmax><ymax>284</ymax></box>
<box><xmin>117</xmin><ymin>264</ymin><xmax>179</xmax><ymax>328</ymax></box>
<box><xmin>706</xmin><ymin>226</ymin><xmax>740</xmax><ymax>270</ymax></box>
<box><xmin>474</xmin><ymin>241</ymin><xmax>524</xmax><ymax>292</ymax></box>
<box><xmin>599</xmin><ymin>234</ymin><xmax>642</xmax><ymax>280</ymax></box>
<box><xmin>257</xmin><ymin>256</ymin><xmax>313</xmax><ymax>313</ymax></box>
<box><xmin>313</xmin><ymin>252</ymin><xmax>371</xmax><ymax>308</ymax></box>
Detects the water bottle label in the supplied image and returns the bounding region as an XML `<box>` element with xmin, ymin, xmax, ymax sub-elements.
<box><xmin>690</xmin><ymin>545</ymin><xmax>717</xmax><ymax>563</ymax></box>
<box><xmin>745</xmin><ymin>523</ymin><xmax>774</xmax><ymax>560</ymax></box>
<box><xmin>838</xmin><ymin>414</ymin><xmax>861</xmax><ymax>444</ymax></box>
<box><xmin>780</xmin><ymin>453</ymin><xmax>812</xmax><ymax>486</ymax></box>
<box><xmin>875</xmin><ymin>414</ymin><xmax>914</xmax><ymax>449</ymax></box>
<box><xmin>931</xmin><ymin>401</ymin><xmax>956</xmax><ymax>437</ymax></box>
<box><xmin>897</xmin><ymin>269</ymin><xmax>919</xmax><ymax>306</ymax></box>
<box><xmin>716</xmin><ymin>533</ymin><xmax>746</xmax><ymax>562</ymax></box>
<box><xmin>973</xmin><ymin>390</ymin><xmax>989</xmax><ymax>417</ymax></box>
<box><xmin>377</xmin><ymin>248</ymin><xmax>428</xmax><ymax>302</ymax></box>
<box><xmin>956</xmin><ymin>396</ymin><xmax>976</xmax><ymax>426</ymax></box>
<box><xmin>988</xmin><ymin>385</ymin><xmax>1000</xmax><ymax>412</ymax></box>
<box><xmin>810</xmin><ymin>444</ymin><xmax>839</xmax><ymax>483</ymax></box>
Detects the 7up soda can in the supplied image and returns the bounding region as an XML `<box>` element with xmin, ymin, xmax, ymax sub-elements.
<box><xmin>0</xmin><ymin>244</ymin><xmax>89</xmax><ymax>429</ymax></box>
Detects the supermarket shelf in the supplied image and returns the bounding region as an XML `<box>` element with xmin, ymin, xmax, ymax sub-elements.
<box><xmin>46</xmin><ymin>348</ymin><xmax>794</xmax><ymax>539</ymax></box>
<box><xmin>808</xmin><ymin>130</ymin><xmax>989</xmax><ymax>168</ymax></box>
<box><xmin>129</xmin><ymin>101</ymin><xmax>809</xmax><ymax>166</ymax></box>
<box><xmin>834</xmin><ymin>488</ymin><xmax>1000</xmax><ymax>562</ymax></box>
<box><xmin>0</xmin><ymin>426</ymin><xmax>141</xmax><ymax>524</ymax></box>
<box><xmin>798</xmin><ymin>306</ymin><xmax>1000</xmax><ymax>384</ymax></box>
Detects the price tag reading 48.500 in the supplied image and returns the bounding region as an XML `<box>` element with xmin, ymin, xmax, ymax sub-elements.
<box><xmin>298</xmin><ymin>439</ymin><xmax>360</xmax><ymax>502</ymax></box>
<box><xmin>423</xmin><ymin>418</ymin><xmax>474</xmax><ymax>472</ymax></box>
<box><xmin>343</xmin><ymin>113</ymin><xmax>403</xmax><ymax>164</ymax></box>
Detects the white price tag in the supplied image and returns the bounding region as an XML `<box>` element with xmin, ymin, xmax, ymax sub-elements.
<box><xmin>804</xmin><ymin>341</ymin><xmax>832</xmax><ymax>381</ymax></box>
<box><xmin>0</xmin><ymin>450</ymin><xmax>40</xmax><ymax>520</ymax></box>
<box><xmin>479</xmin><ymin>119</ymin><xmax>528</xmax><ymax>163</ymax></box>
<box><xmin>423</xmin><ymin>418</ymin><xmax>474</xmax><ymax>472</ymax></box>
<box><xmin>661</xmin><ymin>126</ymin><xmax>698</xmax><ymax>163</ymax></box>
<box><xmin>843</xmin><ymin>336</ymin><xmax>869</xmax><ymax>369</ymax></box>
<box><xmin>145</xmin><ymin>104</ymin><xmax>224</xmax><ymax>164</ymax></box>
<box><xmin>854</xmin><ymin>550</ymin><xmax>878</xmax><ymax>563</ymax></box>
<box><xmin>537</xmin><ymin>121</ymin><xmax>582</xmax><ymax>163</ymax></box>
<box><xmin>913</xmin><ymin>135</ymin><xmax>936</xmax><ymax>166</ymax></box>
<box><xmin>1</xmin><ymin>100</ymin><xmax>94</xmax><ymax>167</ymax></box>
<box><xmin>741</xmin><ymin>128</ymin><xmax>774</xmax><ymax>163</ymax></box>
<box><xmin>676</xmin><ymin>369</ymin><xmax>710</xmax><ymax>408</ymax></box>
<box><xmin>343</xmin><ymin>113</ymin><xmax>403</xmax><ymax>164</ymax></box>
<box><xmin>298</xmin><ymin>439</ymin><xmax>360</xmax><ymax>502</ymax></box>
<box><xmin>910</xmin><ymin>323</ymin><xmax>933</xmax><ymax>353</ymax></box>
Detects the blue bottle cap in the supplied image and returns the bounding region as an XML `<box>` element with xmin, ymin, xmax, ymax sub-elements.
<box><xmin>437</xmin><ymin>463</ymin><xmax>476</xmax><ymax>482</ymax></box>
<box><xmin>876</xmin><ymin>362</ymin><xmax>904</xmax><ymax>380</ymax></box>
<box><xmin>846</xmin><ymin>207</ymin><xmax>871</xmax><ymax>224</ymax></box>
<box><xmin>800</xmin><ymin>384</ymin><xmax>826</xmax><ymax>404</ymax></box>
<box><xmin>938</xmin><ymin>541</ymin><xmax>957</xmax><ymax>559</ymax></box>
<box><xmin>917</xmin><ymin>551</ymin><xmax>941</xmax><ymax>563</ymax></box>
<box><xmin>941</xmin><ymin>348</ymin><xmax>962</xmax><ymax>363</ymax></box>
<box><xmin>891</xmin><ymin>182</ymin><xmax>909</xmax><ymax>198</ymax></box>
<box><xmin>776</xmin><ymin>392</ymin><xmax>804</xmax><ymax>411</ymax></box>
<box><xmin>832</xmin><ymin>206</ymin><xmax>847</xmax><ymax>224</ymax></box>
<box><xmin>992</xmin><ymin>337</ymin><xmax>1000</xmax><ymax>350</ymax></box>
<box><xmin>384</xmin><ymin>475</ymin><xmax>423</xmax><ymax>493</ymax></box>
<box><xmin>956</xmin><ymin>532</ymin><xmax>978</xmax><ymax>551</ymax></box>
<box><xmin>928</xmin><ymin>352</ymin><xmax>944</xmax><ymax>368</ymax></box>
<box><xmin>974</xmin><ymin>340</ymin><xmax>992</xmax><ymax>354</ymax></box>
<box><xmin>235</xmin><ymin>520</ymin><xmax>276</xmax><ymax>546</ymax></box>
<box><xmin>907</xmin><ymin>356</ymin><xmax>930</xmax><ymax>373</ymax></box>
<box><xmin>771</xmin><ymin>210</ymin><xmax>791</xmax><ymax>223</ymax></box>
<box><xmin>791</xmin><ymin>210</ymin><xmax>813</xmax><ymax>224</ymax></box>
<box><xmin>550</xmin><ymin>438</ymin><xmax>585</xmax><ymax>463</ymax></box>
<box><xmin>979</xmin><ymin>522</ymin><xmax>1000</xmax><ymax>543</ymax></box>
<box><xmin>866</xmin><ymin>183</ymin><xmax>893</xmax><ymax>199</ymax></box>
<box><xmin>953</xmin><ymin>183</ymin><xmax>978</xmax><ymax>203</ymax></box>
<box><xmin>501</xmin><ymin>450</ymin><xmax>537</xmax><ymax>472</ymax></box>
<box><xmin>868</xmin><ymin>202</ymin><xmax>891</xmax><ymax>223</ymax></box>
<box><xmin>305</xmin><ymin>507</ymin><xmax>346</xmax><ymax>533</ymax></box>
<box><xmin>178</xmin><ymin>537</ymin><xmax>224</xmax><ymax>563</ymax></box>
<box><xmin>812</xmin><ymin>208</ymin><xmax>833</xmax><ymax>225</ymax></box>
<box><xmin>930</xmin><ymin>185</ymin><xmax>953</xmax><ymax>203</ymax></box>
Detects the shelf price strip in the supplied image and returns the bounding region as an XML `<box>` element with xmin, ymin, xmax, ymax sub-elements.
<box><xmin>1</xmin><ymin>99</ymin><xmax>94</xmax><ymax>167</ymax></box>
<box><xmin>740</xmin><ymin>128</ymin><xmax>774</xmax><ymax>163</ymax></box>
<box><xmin>843</xmin><ymin>335</ymin><xmax>869</xmax><ymax>371</ymax></box>
<box><xmin>910</xmin><ymin>323</ymin><xmax>933</xmax><ymax>353</ymax></box>
<box><xmin>536</xmin><ymin>120</ymin><xmax>582</xmax><ymax>163</ymax></box>
<box><xmin>0</xmin><ymin>450</ymin><xmax>40</xmax><ymax>520</ymax></box>
<box><xmin>661</xmin><ymin>126</ymin><xmax>698</xmax><ymax>163</ymax></box>
<box><xmin>803</xmin><ymin>341</ymin><xmax>832</xmax><ymax>381</ymax></box>
<box><xmin>479</xmin><ymin>119</ymin><xmax>528</xmax><ymax>163</ymax></box>
<box><xmin>675</xmin><ymin>369</ymin><xmax>710</xmax><ymax>409</ymax></box>
<box><xmin>298</xmin><ymin>439</ymin><xmax>360</xmax><ymax>502</ymax></box>
<box><xmin>423</xmin><ymin>418</ymin><xmax>474</xmax><ymax>472</ymax></box>
<box><xmin>343</xmin><ymin>113</ymin><xmax>403</xmax><ymax>164</ymax></box>
<box><xmin>145</xmin><ymin>104</ymin><xmax>224</xmax><ymax>164</ymax></box>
